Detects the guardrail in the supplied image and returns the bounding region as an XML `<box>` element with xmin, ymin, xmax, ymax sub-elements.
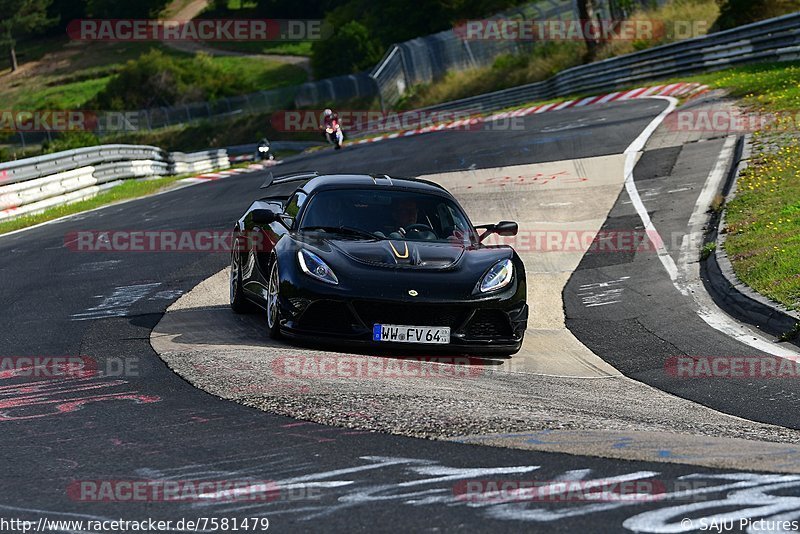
<box><xmin>369</xmin><ymin>0</ymin><xmax>580</xmax><ymax>110</ymax></box>
<box><xmin>343</xmin><ymin>10</ymin><xmax>800</xmax><ymax>138</ymax></box>
<box><xmin>169</xmin><ymin>149</ymin><xmax>230</xmax><ymax>175</ymax></box>
<box><xmin>400</xmin><ymin>11</ymin><xmax>800</xmax><ymax>116</ymax></box>
<box><xmin>0</xmin><ymin>145</ymin><xmax>231</xmax><ymax>221</ymax></box>
<box><xmin>3</xmin><ymin>9</ymin><xmax>800</xmax><ymax>220</ymax></box>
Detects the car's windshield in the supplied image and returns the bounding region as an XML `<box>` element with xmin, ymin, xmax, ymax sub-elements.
<box><xmin>299</xmin><ymin>189</ymin><xmax>477</xmax><ymax>245</ymax></box>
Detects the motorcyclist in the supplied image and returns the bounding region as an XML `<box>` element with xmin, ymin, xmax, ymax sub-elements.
<box><xmin>321</xmin><ymin>108</ymin><xmax>339</xmax><ymax>130</ymax></box>
<box><xmin>321</xmin><ymin>108</ymin><xmax>344</xmax><ymax>149</ymax></box>
<box><xmin>255</xmin><ymin>137</ymin><xmax>272</xmax><ymax>161</ymax></box>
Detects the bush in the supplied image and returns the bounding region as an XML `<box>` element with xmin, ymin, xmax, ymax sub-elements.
<box><xmin>41</xmin><ymin>132</ymin><xmax>100</xmax><ymax>153</ymax></box>
<box><xmin>85</xmin><ymin>0</ymin><xmax>170</xmax><ymax>18</ymax></box>
<box><xmin>306</xmin><ymin>0</ymin><xmax>540</xmax><ymax>78</ymax></box>
<box><xmin>700</xmin><ymin>242</ymin><xmax>717</xmax><ymax>261</ymax></box>
<box><xmin>311</xmin><ymin>20</ymin><xmax>382</xmax><ymax>79</ymax></box>
<box><xmin>714</xmin><ymin>0</ymin><xmax>800</xmax><ymax>30</ymax></box>
<box><xmin>88</xmin><ymin>50</ymin><xmax>252</xmax><ymax>110</ymax></box>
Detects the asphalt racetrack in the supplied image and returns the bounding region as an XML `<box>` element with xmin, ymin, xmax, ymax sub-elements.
<box><xmin>3</xmin><ymin>96</ymin><xmax>800</xmax><ymax>532</ymax></box>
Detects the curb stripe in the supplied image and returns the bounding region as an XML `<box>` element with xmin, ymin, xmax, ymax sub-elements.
<box><xmin>346</xmin><ymin>82</ymin><xmax>702</xmax><ymax>148</ymax></box>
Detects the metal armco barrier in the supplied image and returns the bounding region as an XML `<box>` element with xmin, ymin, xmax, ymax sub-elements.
<box><xmin>401</xmin><ymin>11</ymin><xmax>800</xmax><ymax>115</ymax></box>
<box><xmin>169</xmin><ymin>149</ymin><xmax>230</xmax><ymax>175</ymax></box>
<box><xmin>5</xmin><ymin>2</ymin><xmax>794</xmax><ymax>144</ymax></box>
<box><xmin>369</xmin><ymin>0</ymin><xmax>579</xmax><ymax>109</ymax></box>
<box><xmin>0</xmin><ymin>145</ymin><xmax>165</xmax><ymax>186</ymax></box>
<box><xmin>0</xmin><ymin>145</ymin><xmax>231</xmax><ymax>221</ymax></box>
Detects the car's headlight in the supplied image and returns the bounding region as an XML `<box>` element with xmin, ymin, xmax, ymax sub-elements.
<box><xmin>297</xmin><ymin>249</ymin><xmax>338</xmax><ymax>285</ymax></box>
<box><xmin>480</xmin><ymin>259</ymin><xmax>513</xmax><ymax>293</ymax></box>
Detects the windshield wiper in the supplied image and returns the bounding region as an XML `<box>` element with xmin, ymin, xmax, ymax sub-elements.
<box><xmin>301</xmin><ymin>226</ymin><xmax>382</xmax><ymax>240</ymax></box>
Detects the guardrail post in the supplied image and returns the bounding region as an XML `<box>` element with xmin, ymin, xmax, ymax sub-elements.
<box><xmin>463</xmin><ymin>40</ymin><xmax>478</xmax><ymax>68</ymax></box>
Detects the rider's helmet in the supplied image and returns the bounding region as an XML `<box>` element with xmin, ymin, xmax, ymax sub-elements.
<box><xmin>323</xmin><ymin>109</ymin><xmax>333</xmax><ymax>117</ymax></box>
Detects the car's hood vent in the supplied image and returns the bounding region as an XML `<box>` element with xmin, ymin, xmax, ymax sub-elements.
<box><xmin>331</xmin><ymin>240</ymin><xmax>464</xmax><ymax>270</ymax></box>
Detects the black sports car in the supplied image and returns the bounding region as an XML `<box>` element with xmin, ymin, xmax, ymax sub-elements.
<box><xmin>229</xmin><ymin>172</ymin><xmax>528</xmax><ymax>355</ymax></box>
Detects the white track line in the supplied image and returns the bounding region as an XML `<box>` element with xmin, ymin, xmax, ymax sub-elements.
<box><xmin>627</xmin><ymin>98</ymin><xmax>799</xmax><ymax>357</ymax></box>
<box><xmin>623</xmin><ymin>96</ymin><xmax>680</xmax><ymax>282</ymax></box>
<box><xmin>678</xmin><ymin>135</ymin><xmax>800</xmax><ymax>358</ymax></box>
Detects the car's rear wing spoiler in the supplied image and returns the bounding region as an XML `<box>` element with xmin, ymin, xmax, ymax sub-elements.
<box><xmin>260</xmin><ymin>171</ymin><xmax>320</xmax><ymax>189</ymax></box>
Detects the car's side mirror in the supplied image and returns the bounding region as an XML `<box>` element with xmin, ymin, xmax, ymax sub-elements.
<box><xmin>251</xmin><ymin>209</ymin><xmax>277</xmax><ymax>225</ymax></box>
<box><xmin>252</xmin><ymin>209</ymin><xmax>294</xmax><ymax>229</ymax></box>
<box><xmin>495</xmin><ymin>221</ymin><xmax>518</xmax><ymax>236</ymax></box>
<box><xmin>477</xmin><ymin>221</ymin><xmax>518</xmax><ymax>242</ymax></box>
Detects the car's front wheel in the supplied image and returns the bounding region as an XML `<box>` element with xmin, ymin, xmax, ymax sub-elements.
<box><xmin>266</xmin><ymin>259</ymin><xmax>282</xmax><ymax>338</ymax></box>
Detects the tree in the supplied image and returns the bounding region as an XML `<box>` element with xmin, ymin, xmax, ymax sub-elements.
<box><xmin>576</xmin><ymin>0</ymin><xmax>598</xmax><ymax>62</ymax></box>
<box><xmin>255</xmin><ymin>0</ymin><xmax>348</xmax><ymax>18</ymax></box>
<box><xmin>714</xmin><ymin>0</ymin><xmax>800</xmax><ymax>30</ymax></box>
<box><xmin>310</xmin><ymin>20</ymin><xmax>382</xmax><ymax>79</ymax></box>
<box><xmin>85</xmin><ymin>0</ymin><xmax>170</xmax><ymax>18</ymax></box>
<box><xmin>46</xmin><ymin>0</ymin><xmax>86</xmax><ymax>34</ymax></box>
<box><xmin>0</xmin><ymin>0</ymin><xmax>55</xmax><ymax>72</ymax></box>
<box><xmin>307</xmin><ymin>0</ymin><xmax>535</xmax><ymax>78</ymax></box>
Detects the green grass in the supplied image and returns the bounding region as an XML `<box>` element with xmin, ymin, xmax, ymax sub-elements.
<box><xmin>200</xmin><ymin>55</ymin><xmax>308</xmax><ymax>88</ymax></box>
<box><xmin>206</xmin><ymin>40</ymin><xmax>314</xmax><ymax>57</ymax></box>
<box><xmin>723</xmin><ymin>139</ymin><xmax>800</xmax><ymax>309</ymax></box>
<box><xmin>0</xmin><ymin>38</ymin><xmax>165</xmax><ymax>110</ymax></box>
<box><xmin>700</xmin><ymin>242</ymin><xmax>717</xmax><ymax>261</ymax></box>
<box><xmin>225</xmin><ymin>0</ymin><xmax>258</xmax><ymax>9</ymax></box>
<box><xmin>0</xmin><ymin>38</ymin><xmax>307</xmax><ymax>113</ymax></box>
<box><xmin>14</xmin><ymin>76</ymin><xmax>113</xmax><ymax>110</ymax></box>
<box><xmin>0</xmin><ymin>175</ymin><xmax>192</xmax><ymax>235</ymax></box>
<box><xmin>681</xmin><ymin>62</ymin><xmax>800</xmax><ymax>111</ymax></box>
<box><xmin>684</xmin><ymin>62</ymin><xmax>800</xmax><ymax>310</ymax></box>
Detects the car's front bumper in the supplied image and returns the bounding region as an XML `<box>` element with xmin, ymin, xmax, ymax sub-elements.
<box><xmin>277</xmin><ymin>296</ymin><xmax>528</xmax><ymax>355</ymax></box>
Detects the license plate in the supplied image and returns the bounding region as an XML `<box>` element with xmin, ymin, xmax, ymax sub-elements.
<box><xmin>373</xmin><ymin>324</ymin><xmax>450</xmax><ymax>344</ymax></box>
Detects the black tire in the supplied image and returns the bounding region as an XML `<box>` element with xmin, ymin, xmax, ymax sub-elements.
<box><xmin>230</xmin><ymin>245</ymin><xmax>255</xmax><ymax>314</ymax></box>
<box><xmin>266</xmin><ymin>259</ymin><xmax>282</xmax><ymax>339</ymax></box>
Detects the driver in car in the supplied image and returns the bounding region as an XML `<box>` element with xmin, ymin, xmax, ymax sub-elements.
<box><xmin>385</xmin><ymin>199</ymin><xmax>436</xmax><ymax>240</ymax></box>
